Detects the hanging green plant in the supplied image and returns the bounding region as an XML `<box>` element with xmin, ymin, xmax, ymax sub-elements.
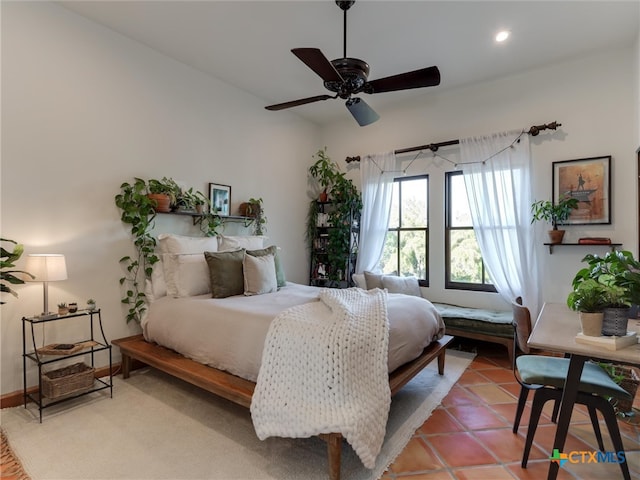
<box><xmin>115</xmin><ymin>178</ymin><xmax>158</xmax><ymax>323</ymax></box>
<box><xmin>115</xmin><ymin>177</ymin><xmax>222</xmax><ymax>323</ymax></box>
<box><xmin>242</xmin><ymin>197</ymin><xmax>267</xmax><ymax>236</ymax></box>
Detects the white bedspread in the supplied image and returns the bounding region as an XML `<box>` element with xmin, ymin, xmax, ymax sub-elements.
<box><xmin>251</xmin><ymin>288</ymin><xmax>391</xmax><ymax>469</ymax></box>
<box><xmin>142</xmin><ymin>283</ymin><xmax>444</xmax><ymax>382</ymax></box>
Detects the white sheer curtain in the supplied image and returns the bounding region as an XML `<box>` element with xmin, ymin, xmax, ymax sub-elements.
<box><xmin>460</xmin><ymin>131</ymin><xmax>540</xmax><ymax>318</ymax></box>
<box><xmin>355</xmin><ymin>151</ymin><xmax>396</xmax><ymax>273</ymax></box>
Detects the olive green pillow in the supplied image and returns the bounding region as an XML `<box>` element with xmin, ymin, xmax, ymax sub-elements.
<box><xmin>247</xmin><ymin>245</ymin><xmax>286</xmax><ymax>288</ymax></box>
<box><xmin>204</xmin><ymin>249</ymin><xmax>246</xmax><ymax>298</ymax></box>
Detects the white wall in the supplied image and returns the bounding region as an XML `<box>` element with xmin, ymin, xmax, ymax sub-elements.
<box><xmin>1</xmin><ymin>2</ymin><xmax>320</xmax><ymax>395</ymax></box>
<box><xmin>321</xmin><ymin>47</ymin><xmax>638</xmax><ymax>312</ymax></box>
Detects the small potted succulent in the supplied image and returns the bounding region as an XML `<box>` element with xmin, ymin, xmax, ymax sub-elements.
<box><xmin>86</xmin><ymin>298</ymin><xmax>97</xmax><ymax>311</ymax></box>
<box><xmin>57</xmin><ymin>302</ymin><xmax>69</xmax><ymax>315</ymax></box>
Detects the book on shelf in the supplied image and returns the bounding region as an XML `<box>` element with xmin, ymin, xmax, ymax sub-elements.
<box><xmin>578</xmin><ymin>237</ymin><xmax>611</xmax><ymax>245</ymax></box>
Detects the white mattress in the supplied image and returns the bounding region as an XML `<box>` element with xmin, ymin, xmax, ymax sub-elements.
<box><xmin>142</xmin><ymin>283</ymin><xmax>445</xmax><ymax>382</ymax></box>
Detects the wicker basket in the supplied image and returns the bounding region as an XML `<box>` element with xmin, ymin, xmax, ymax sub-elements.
<box><xmin>41</xmin><ymin>362</ymin><xmax>95</xmax><ymax>399</ymax></box>
<box><xmin>612</xmin><ymin>366</ymin><xmax>640</xmax><ymax>415</ymax></box>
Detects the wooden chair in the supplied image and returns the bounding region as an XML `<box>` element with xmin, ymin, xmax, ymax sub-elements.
<box><xmin>511</xmin><ymin>297</ymin><xmax>632</xmax><ymax>479</ymax></box>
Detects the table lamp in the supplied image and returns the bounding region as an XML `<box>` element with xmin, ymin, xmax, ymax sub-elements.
<box><xmin>25</xmin><ymin>254</ymin><xmax>67</xmax><ymax>318</ymax></box>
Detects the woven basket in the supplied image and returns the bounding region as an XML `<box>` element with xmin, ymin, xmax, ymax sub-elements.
<box><xmin>41</xmin><ymin>362</ymin><xmax>95</xmax><ymax>399</ymax></box>
<box><xmin>611</xmin><ymin>365</ymin><xmax>640</xmax><ymax>415</ymax></box>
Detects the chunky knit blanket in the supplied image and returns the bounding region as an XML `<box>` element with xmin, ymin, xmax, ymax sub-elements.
<box><xmin>250</xmin><ymin>288</ymin><xmax>391</xmax><ymax>469</ymax></box>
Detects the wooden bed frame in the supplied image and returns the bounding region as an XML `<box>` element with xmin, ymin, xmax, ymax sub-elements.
<box><xmin>112</xmin><ymin>333</ymin><xmax>454</xmax><ymax>480</ymax></box>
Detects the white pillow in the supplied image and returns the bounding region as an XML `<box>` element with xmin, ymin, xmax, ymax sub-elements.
<box><xmin>352</xmin><ymin>273</ymin><xmax>366</xmax><ymax>289</ymax></box>
<box><xmin>381</xmin><ymin>275</ymin><xmax>422</xmax><ymax>297</ymax></box>
<box><xmin>158</xmin><ymin>233</ymin><xmax>218</xmax><ymax>255</ymax></box>
<box><xmin>144</xmin><ymin>260</ymin><xmax>167</xmax><ymax>302</ymax></box>
<box><xmin>162</xmin><ymin>253</ymin><xmax>210</xmax><ymax>297</ymax></box>
<box><xmin>218</xmin><ymin>234</ymin><xmax>267</xmax><ymax>251</ymax></box>
<box><xmin>242</xmin><ymin>253</ymin><xmax>277</xmax><ymax>296</ymax></box>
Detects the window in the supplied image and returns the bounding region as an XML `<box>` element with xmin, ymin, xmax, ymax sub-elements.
<box><xmin>379</xmin><ymin>175</ymin><xmax>429</xmax><ymax>285</ymax></box>
<box><xmin>445</xmin><ymin>171</ymin><xmax>495</xmax><ymax>292</ymax></box>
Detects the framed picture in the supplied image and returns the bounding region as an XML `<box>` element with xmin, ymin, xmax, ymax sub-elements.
<box><xmin>552</xmin><ymin>155</ymin><xmax>611</xmax><ymax>225</ymax></box>
<box><xmin>209</xmin><ymin>183</ymin><xmax>231</xmax><ymax>216</ymax></box>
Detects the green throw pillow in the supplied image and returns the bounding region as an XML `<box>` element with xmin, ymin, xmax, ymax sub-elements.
<box><xmin>204</xmin><ymin>249</ymin><xmax>246</xmax><ymax>298</ymax></box>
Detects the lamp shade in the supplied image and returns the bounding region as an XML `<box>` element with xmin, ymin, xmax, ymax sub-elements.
<box><xmin>24</xmin><ymin>254</ymin><xmax>67</xmax><ymax>282</ymax></box>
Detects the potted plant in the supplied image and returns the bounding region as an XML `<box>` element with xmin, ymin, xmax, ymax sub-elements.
<box><xmin>241</xmin><ymin>198</ymin><xmax>267</xmax><ymax>236</ymax></box>
<box><xmin>1</xmin><ymin>238</ymin><xmax>34</xmax><ymax>304</ymax></box>
<box><xmin>147</xmin><ymin>177</ymin><xmax>180</xmax><ymax>212</ymax></box>
<box><xmin>571</xmin><ymin>250</ymin><xmax>640</xmax><ymax>336</ymax></box>
<box><xmin>87</xmin><ymin>298</ymin><xmax>97</xmax><ymax>311</ymax></box>
<box><xmin>309</xmin><ymin>147</ymin><xmax>341</xmax><ymax>202</ymax></box>
<box><xmin>530</xmin><ymin>197</ymin><xmax>579</xmax><ymax>244</ymax></box>
<box><xmin>57</xmin><ymin>302</ymin><xmax>69</xmax><ymax>316</ymax></box>
<box><xmin>566</xmin><ymin>278</ymin><xmax>607</xmax><ymax>336</ymax></box>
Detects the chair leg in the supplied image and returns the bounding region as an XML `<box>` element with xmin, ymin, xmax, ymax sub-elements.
<box><xmin>522</xmin><ymin>388</ymin><xmax>556</xmax><ymax>468</ymax></box>
<box><xmin>513</xmin><ymin>386</ymin><xmax>529</xmax><ymax>434</ymax></box>
<box><xmin>586</xmin><ymin>406</ymin><xmax>605</xmax><ymax>451</ymax></box>
<box><xmin>589</xmin><ymin>395</ymin><xmax>631</xmax><ymax>480</ymax></box>
<box><xmin>551</xmin><ymin>397</ymin><xmax>560</xmax><ymax>423</ymax></box>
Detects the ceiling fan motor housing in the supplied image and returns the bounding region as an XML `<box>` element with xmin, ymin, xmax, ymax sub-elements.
<box><xmin>325</xmin><ymin>58</ymin><xmax>369</xmax><ymax>98</ymax></box>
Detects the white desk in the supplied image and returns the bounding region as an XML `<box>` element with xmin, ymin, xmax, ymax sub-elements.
<box><xmin>528</xmin><ymin>303</ymin><xmax>639</xmax><ymax>480</ymax></box>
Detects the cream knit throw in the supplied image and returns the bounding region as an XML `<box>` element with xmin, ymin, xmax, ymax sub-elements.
<box><xmin>251</xmin><ymin>288</ymin><xmax>390</xmax><ymax>469</ymax></box>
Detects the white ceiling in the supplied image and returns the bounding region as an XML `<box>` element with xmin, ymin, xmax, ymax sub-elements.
<box><xmin>58</xmin><ymin>1</ymin><xmax>639</xmax><ymax>126</ymax></box>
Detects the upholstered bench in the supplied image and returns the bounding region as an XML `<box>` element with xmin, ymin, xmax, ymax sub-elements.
<box><xmin>432</xmin><ymin>303</ymin><xmax>514</xmax><ymax>362</ymax></box>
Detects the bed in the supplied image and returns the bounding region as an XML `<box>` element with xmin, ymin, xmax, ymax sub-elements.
<box><xmin>112</xmin><ymin>234</ymin><xmax>451</xmax><ymax>480</ymax></box>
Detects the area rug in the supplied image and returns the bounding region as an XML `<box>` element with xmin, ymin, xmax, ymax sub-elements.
<box><xmin>1</xmin><ymin>350</ymin><xmax>473</xmax><ymax>480</ymax></box>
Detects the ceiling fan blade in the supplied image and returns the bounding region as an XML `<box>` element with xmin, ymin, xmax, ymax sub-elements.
<box><xmin>345</xmin><ymin>97</ymin><xmax>379</xmax><ymax>126</ymax></box>
<box><xmin>292</xmin><ymin>48</ymin><xmax>344</xmax><ymax>83</ymax></box>
<box><xmin>265</xmin><ymin>94</ymin><xmax>335</xmax><ymax>111</ymax></box>
<box><xmin>366</xmin><ymin>66</ymin><xmax>441</xmax><ymax>94</ymax></box>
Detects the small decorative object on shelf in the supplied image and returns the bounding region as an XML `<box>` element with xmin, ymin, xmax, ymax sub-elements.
<box><xmin>578</xmin><ymin>237</ymin><xmax>611</xmax><ymax>245</ymax></box>
<box><xmin>68</xmin><ymin>302</ymin><xmax>78</xmax><ymax>313</ymax></box>
<box><xmin>86</xmin><ymin>298</ymin><xmax>97</xmax><ymax>311</ymax></box>
<box><xmin>57</xmin><ymin>302</ymin><xmax>69</xmax><ymax>316</ymax></box>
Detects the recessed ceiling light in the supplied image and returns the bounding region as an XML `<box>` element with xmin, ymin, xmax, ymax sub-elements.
<box><xmin>495</xmin><ymin>30</ymin><xmax>510</xmax><ymax>43</ymax></box>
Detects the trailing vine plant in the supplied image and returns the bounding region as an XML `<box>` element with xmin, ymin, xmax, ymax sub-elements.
<box><xmin>115</xmin><ymin>178</ymin><xmax>159</xmax><ymax>323</ymax></box>
<box><xmin>243</xmin><ymin>197</ymin><xmax>267</xmax><ymax>236</ymax></box>
<box><xmin>115</xmin><ymin>177</ymin><xmax>221</xmax><ymax>323</ymax></box>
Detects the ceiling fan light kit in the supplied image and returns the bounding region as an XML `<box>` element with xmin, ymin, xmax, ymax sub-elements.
<box><xmin>265</xmin><ymin>0</ymin><xmax>440</xmax><ymax>126</ymax></box>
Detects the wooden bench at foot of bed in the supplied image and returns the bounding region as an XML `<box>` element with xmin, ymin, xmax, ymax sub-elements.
<box><xmin>112</xmin><ymin>333</ymin><xmax>454</xmax><ymax>480</ymax></box>
<box><xmin>432</xmin><ymin>303</ymin><xmax>514</xmax><ymax>362</ymax></box>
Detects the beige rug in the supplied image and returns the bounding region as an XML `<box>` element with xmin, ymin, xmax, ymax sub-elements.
<box><xmin>1</xmin><ymin>350</ymin><xmax>473</xmax><ymax>480</ymax></box>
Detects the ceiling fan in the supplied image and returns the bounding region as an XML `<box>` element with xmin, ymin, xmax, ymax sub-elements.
<box><xmin>265</xmin><ymin>0</ymin><xmax>441</xmax><ymax>126</ymax></box>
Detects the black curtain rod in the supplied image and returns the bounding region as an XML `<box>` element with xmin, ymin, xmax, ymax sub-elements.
<box><xmin>345</xmin><ymin>121</ymin><xmax>562</xmax><ymax>163</ymax></box>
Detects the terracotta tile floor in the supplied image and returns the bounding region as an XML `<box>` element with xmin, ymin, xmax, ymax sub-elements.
<box><xmin>383</xmin><ymin>340</ymin><xmax>640</xmax><ymax>480</ymax></box>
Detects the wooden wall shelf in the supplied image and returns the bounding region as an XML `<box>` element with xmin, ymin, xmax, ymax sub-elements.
<box><xmin>543</xmin><ymin>242</ymin><xmax>622</xmax><ymax>254</ymax></box>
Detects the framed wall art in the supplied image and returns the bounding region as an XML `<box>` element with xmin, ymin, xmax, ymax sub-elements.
<box><xmin>209</xmin><ymin>183</ymin><xmax>231</xmax><ymax>216</ymax></box>
<box><xmin>552</xmin><ymin>155</ymin><xmax>611</xmax><ymax>225</ymax></box>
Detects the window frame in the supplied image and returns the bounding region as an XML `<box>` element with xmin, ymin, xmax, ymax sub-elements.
<box><xmin>444</xmin><ymin>170</ymin><xmax>496</xmax><ymax>292</ymax></box>
<box><xmin>383</xmin><ymin>174</ymin><xmax>429</xmax><ymax>287</ymax></box>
